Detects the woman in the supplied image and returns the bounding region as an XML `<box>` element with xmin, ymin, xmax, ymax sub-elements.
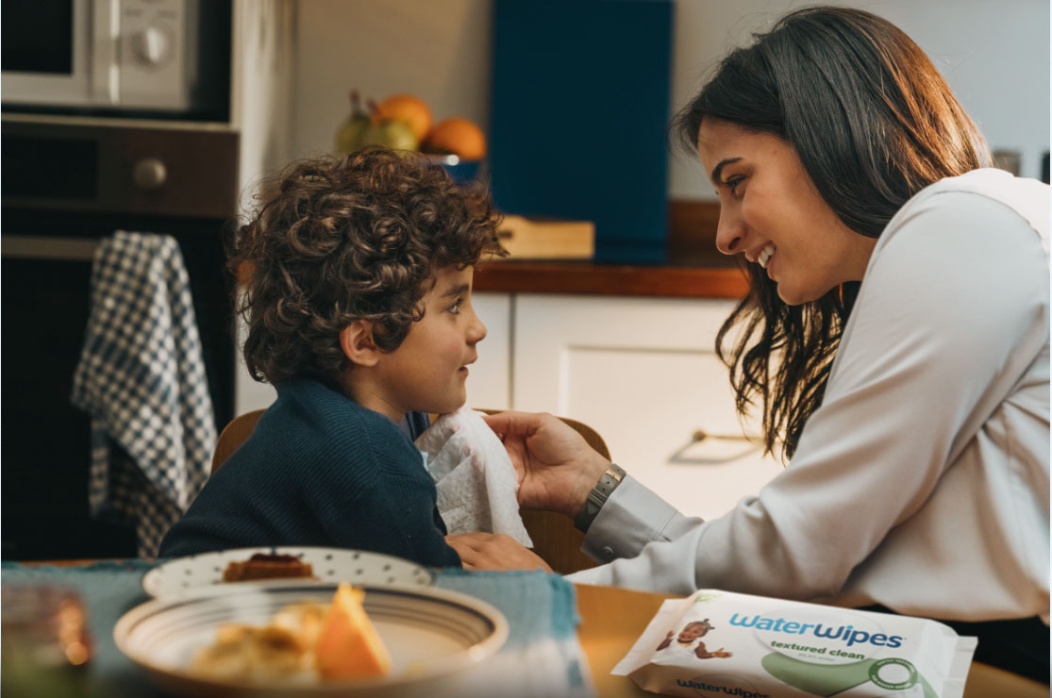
<box><xmin>446</xmin><ymin>6</ymin><xmax>1050</xmax><ymax>682</ymax></box>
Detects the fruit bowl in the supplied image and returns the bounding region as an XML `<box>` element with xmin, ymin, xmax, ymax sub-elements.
<box><xmin>420</xmin><ymin>153</ymin><xmax>482</xmax><ymax>186</ymax></box>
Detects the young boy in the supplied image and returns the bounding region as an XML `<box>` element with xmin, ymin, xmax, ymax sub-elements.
<box><xmin>159</xmin><ymin>148</ymin><xmax>505</xmax><ymax>566</ymax></box>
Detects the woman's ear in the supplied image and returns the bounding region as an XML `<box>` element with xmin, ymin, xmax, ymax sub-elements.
<box><xmin>339</xmin><ymin>320</ymin><xmax>380</xmax><ymax>367</ymax></box>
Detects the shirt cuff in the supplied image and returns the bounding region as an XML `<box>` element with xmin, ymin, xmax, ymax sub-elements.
<box><xmin>581</xmin><ymin>475</ymin><xmax>695</xmax><ymax>564</ymax></box>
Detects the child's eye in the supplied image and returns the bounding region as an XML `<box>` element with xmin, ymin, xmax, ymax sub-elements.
<box><xmin>449</xmin><ymin>298</ymin><xmax>463</xmax><ymax>314</ymax></box>
<box><xmin>725</xmin><ymin>176</ymin><xmax>745</xmax><ymax>196</ymax></box>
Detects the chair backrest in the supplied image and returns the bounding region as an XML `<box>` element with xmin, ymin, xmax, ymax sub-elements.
<box><xmin>210</xmin><ymin>409</ymin><xmax>608</xmax><ymax>575</ymax></box>
<box><xmin>211</xmin><ymin>409</ymin><xmax>265</xmax><ymax>475</ymax></box>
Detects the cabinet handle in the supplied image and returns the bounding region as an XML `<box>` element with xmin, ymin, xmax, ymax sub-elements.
<box><xmin>668</xmin><ymin>427</ymin><xmax>766</xmax><ymax>466</ymax></box>
<box><xmin>133</xmin><ymin>158</ymin><xmax>168</xmax><ymax>190</ymax></box>
<box><xmin>2</xmin><ymin>236</ymin><xmax>98</xmax><ymax>262</ymax></box>
<box><xmin>691</xmin><ymin>428</ymin><xmax>762</xmax><ymax>443</ymax></box>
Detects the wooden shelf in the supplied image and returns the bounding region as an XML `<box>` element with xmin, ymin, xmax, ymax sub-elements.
<box><xmin>474</xmin><ymin>261</ymin><xmax>748</xmax><ymax>299</ymax></box>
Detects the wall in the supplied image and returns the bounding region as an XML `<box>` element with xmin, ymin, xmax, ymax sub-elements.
<box><xmin>285</xmin><ymin>0</ymin><xmax>1049</xmax><ymax>203</ymax></box>
<box><xmin>668</xmin><ymin>0</ymin><xmax>1052</xmax><ymax>198</ymax></box>
<box><xmin>289</xmin><ymin>0</ymin><xmax>492</xmax><ymax>163</ymax></box>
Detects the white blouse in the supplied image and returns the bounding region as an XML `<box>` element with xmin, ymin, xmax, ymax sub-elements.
<box><xmin>570</xmin><ymin>169</ymin><xmax>1050</xmax><ymax>625</ymax></box>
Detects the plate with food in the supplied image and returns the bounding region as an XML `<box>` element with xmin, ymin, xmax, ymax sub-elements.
<box><xmin>115</xmin><ymin>581</ymin><xmax>508</xmax><ymax>697</ymax></box>
<box><xmin>143</xmin><ymin>547</ymin><xmax>435</xmax><ymax>598</ymax></box>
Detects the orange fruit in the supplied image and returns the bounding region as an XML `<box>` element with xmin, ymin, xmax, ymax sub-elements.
<box><xmin>375</xmin><ymin>94</ymin><xmax>432</xmax><ymax>143</ymax></box>
<box><xmin>424</xmin><ymin>118</ymin><xmax>486</xmax><ymax>160</ymax></box>
<box><xmin>313</xmin><ymin>583</ymin><xmax>391</xmax><ymax>680</ymax></box>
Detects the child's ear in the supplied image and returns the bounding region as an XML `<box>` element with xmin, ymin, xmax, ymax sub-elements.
<box><xmin>339</xmin><ymin>320</ymin><xmax>380</xmax><ymax>367</ymax></box>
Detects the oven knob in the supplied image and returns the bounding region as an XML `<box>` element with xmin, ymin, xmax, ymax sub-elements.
<box><xmin>130</xmin><ymin>25</ymin><xmax>172</xmax><ymax>66</ymax></box>
<box><xmin>133</xmin><ymin>158</ymin><xmax>168</xmax><ymax>190</ymax></box>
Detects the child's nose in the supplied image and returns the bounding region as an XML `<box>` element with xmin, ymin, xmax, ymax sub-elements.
<box><xmin>468</xmin><ymin>312</ymin><xmax>487</xmax><ymax>344</ymax></box>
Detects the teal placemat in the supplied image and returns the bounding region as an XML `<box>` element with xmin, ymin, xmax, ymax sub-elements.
<box><xmin>435</xmin><ymin>568</ymin><xmax>581</xmax><ymax>644</ymax></box>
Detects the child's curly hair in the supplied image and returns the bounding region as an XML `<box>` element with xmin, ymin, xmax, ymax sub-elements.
<box><xmin>231</xmin><ymin>147</ymin><xmax>505</xmax><ymax>384</ymax></box>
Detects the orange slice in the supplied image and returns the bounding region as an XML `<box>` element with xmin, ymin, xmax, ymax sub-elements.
<box><xmin>314</xmin><ymin>582</ymin><xmax>392</xmax><ymax>680</ymax></box>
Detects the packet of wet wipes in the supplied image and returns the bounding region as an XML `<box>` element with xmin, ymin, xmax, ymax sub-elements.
<box><xmin>613</xmin><ymin>589</ymin><xmax>977</xmax><ymax>698</ymax></box>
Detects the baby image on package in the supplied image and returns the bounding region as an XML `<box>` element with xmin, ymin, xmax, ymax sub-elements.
<box><xmin>613</xmin><ymin>590</ymin><xmax>977</xmax><ymax>698</ymax></box>
<box><xmin>655</xmin><ymin>618</ymin><xmax>733</xmax><ymax>661</ymax></box>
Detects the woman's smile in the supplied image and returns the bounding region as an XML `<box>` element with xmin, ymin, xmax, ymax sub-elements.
<box><xmin>757</xmin><ymin>243</ymin><xmax>775</xmax><ymax>270</ymax></box>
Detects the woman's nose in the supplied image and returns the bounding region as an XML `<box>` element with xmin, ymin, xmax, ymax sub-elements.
<box><xmin>715</xmin><ymin>208</ymin><xmax>745</xmax><ymax>256</ymax></box>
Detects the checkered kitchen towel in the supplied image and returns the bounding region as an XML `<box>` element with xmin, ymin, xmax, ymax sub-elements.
<box><xmin>71</xmin><ymin>231</ymin><xmax>215</xmax><ymax>558</ymax></box>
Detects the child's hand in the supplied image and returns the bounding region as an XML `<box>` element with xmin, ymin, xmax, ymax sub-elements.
<box><xmin>445</xmin><ymin>532</ymin><xmax>553</xmax><ymax>573</ymax></box>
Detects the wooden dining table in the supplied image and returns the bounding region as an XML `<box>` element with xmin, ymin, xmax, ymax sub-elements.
<box><xmin>12</xmin><ymin>560</ymin><xmax>1049</xmax><ymax>697</ymax></box>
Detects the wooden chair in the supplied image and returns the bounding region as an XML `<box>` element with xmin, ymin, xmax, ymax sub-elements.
<box><xmin>210</xmin><ymin>409</ymin><xmax>608</xmax><ymax>575</ymax></box>
<box><xmin>211</xmin><ymin>409</ymin><xmax>265</xmax><ymax>474</ymax></box>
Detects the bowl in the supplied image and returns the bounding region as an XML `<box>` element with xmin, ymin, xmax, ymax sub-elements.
<box><xmin>419</xmin><ymin>153</ymin><xmax>483</xmax><ymax>185</ymax></box>
<box><xmin>115</xmin><ymin>582</ymin><xmax>508</xmax><ymax>697</ymax></box>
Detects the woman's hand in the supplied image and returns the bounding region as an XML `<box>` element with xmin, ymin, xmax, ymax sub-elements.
<box><xmin>482</xmin><ymin>411</ymin><xmax>611</xmax><ymax>519</ymax></box>
<box><xmin>446</xmin><ymin>533</ymin><xmax>553</xmax><ymax>572</ymax></box>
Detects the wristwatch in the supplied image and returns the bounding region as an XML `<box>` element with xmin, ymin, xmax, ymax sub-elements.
<box><xmin>574</xmin><ymin>463</ymin><xmax>627</xmax><ymax>532</ymax></box>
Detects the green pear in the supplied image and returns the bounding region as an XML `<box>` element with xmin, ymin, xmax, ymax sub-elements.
<box><xmin>353</xmin><ymin>98</ymin><xmax>420</xmax><ymax>152</ymax></box>
<box><xmin>359</xmin><ymin>119</ymin><xmax>419</xmax><ymax>152</ymax></box>
<box><xmin>334</xmin><ymin>90</ymin><xmax>371</xmax><ymax>154</ymax></box>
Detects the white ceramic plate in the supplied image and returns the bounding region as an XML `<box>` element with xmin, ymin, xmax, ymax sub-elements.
<box><xmin>115</xmin><ymin>582</ymin><xmax>508</xmax><ymax>697</ymax></box>
<box><xmin>143</xmin><ymin>547</ymin><xmax>434</xmax><ymax>598</ymax></box>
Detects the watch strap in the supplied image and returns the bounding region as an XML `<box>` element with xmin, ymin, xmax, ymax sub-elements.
<box><xmin>574</xmin><ymin>463</ymin><xmax>627</xmax><ymax>532</ymax></box>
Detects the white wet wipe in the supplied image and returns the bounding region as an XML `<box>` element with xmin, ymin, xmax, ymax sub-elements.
<box><xmin>416</xmin><ymin>406</ymin><xmax>533</xmax><ymax>547</ymax></box>
<box><xmin>614</xmin><ymin>589</ymin><xmax>976</xmax><ymax>698</ymax></box>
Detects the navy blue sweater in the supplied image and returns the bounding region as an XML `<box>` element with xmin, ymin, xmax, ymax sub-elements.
<box><xmin>159</xmin><ymin>379</ymin><xmax>460</xmax><ymax>568</ymax></box>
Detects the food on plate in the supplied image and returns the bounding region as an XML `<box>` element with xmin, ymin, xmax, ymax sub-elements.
<box><xmin>222</xmin><ymin>553</ymin><xmax>315</xmax><ymax>583</ymax></box>
<box><xmin>190</xmin><ymin>620</ymin><xmax>315</xmax><ymax>681</ymax></box>
<box><xmin>190</xmin><ymin>583</ymin><xmax>391</xmax><ymax>683</ymax></box>
<box><xmin>314</xmin><ymin>582</ymin><xmax>391</xmax><ymax>679</ymax></box>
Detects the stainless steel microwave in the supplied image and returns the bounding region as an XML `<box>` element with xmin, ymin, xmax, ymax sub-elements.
<box><xmin>1</xmin><ymin>0</ymin><xmax>230</xmax><ymax>119</ymax></box>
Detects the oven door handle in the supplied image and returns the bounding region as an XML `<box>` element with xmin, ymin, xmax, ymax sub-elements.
<box><xmin>2</xmin><ymin>236</ymin><xmax>99</xmax><ymax>262</ymax></box>
<box><xmin>92</xmin><ymin>0</ymin><xmax>121</xmax><ymax>104</ymax></box>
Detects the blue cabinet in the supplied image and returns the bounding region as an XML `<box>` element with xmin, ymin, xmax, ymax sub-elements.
<box><xmin>489</xmin><ymin>0</ymin><xmax>673</xmax><ymax>263</ymax></box>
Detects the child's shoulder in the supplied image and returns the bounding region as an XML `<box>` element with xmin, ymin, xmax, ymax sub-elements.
<box><xmin>272</xmin><ymin>378</ymin><xmax>408</xmax><ymax>447</ymax></box>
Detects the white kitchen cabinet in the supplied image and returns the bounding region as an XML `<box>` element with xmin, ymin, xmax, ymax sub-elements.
<box><xmin>466</xmin><ymin>292</ymin><xmax>513</xmax><ymax>411</ymax></box>
<box><xmin>512</xmin><ymin>294</ymin><xmax>784</xmax><ymax>519</ymax></box>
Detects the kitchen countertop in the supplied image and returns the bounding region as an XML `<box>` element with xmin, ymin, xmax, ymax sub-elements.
<box><xmin>474</xmin><ymin>204</ymin><xmax>750</xmax><ymax>300</ymax></box>
<box><xmin>474</xmin><ymin>258</ymin><xmax>749</xmax><ymax>299</ymax></box>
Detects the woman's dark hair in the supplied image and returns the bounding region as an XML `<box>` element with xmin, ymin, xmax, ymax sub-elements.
<box><xmin>673</xmin><ymin>6</ymin><xmax>990</xmax><ymax>460</ymax></box>
<box><xmin>231</xmin><ymin>147</ymin><xmax>505</xmax><ymax>384</ymax></box>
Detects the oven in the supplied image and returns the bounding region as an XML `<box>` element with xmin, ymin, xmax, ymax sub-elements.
<box><xmin>1</xmin><ymin>0</ymin><xmax>231</xmax><ymax>120</ymax></box>
<box><xmin>1</xmin><ymin>118</ymin><xmax>239</xmax><ymax>560</ymax></box>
